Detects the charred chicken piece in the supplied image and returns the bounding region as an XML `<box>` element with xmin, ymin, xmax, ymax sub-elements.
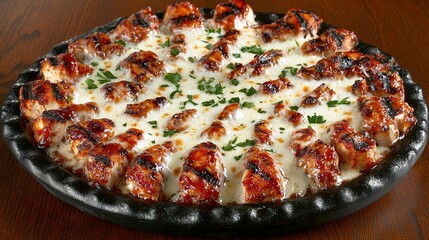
<box><xmin>242</xmin><ymin>146</ymin><xmax>285</xmax><ymax>202</ymax></box>
<box><xmin>327</xmin><ymin>120</ymin><xmax>378</xmax><ymax>172</ymax></box>
<box><xmin>163</xmin><ymin>1</ymin><xmax>203</xmax><ymax>32</ymax></box>
<box><xmin>68</xmin><ymin>32</ymin><xmax>124</xmax><ymax>62</ymax></box>
<box><xmin>119</xmin><ymin>50</ymin><xmax>166</xmax><ymax>84</ymax></box>
<box><xmin>179</xmin><ymin>142</ymin><xmax>224</xmax><ymax>205</ymax></box>
<box><xmin>254</xmin><ymin>120</ymin><xmax>273</xmax><ymax>145</ymax></box>
<box><xmin>213</xmin><ymin>0</ymin><xmax>255</xmax><ymax>30</ymax></box>
<box><xmin>101</xmin><ymin>80</ymin><xmax>144</xmax><ymax>103</ymax></box>
<box><xmin>165</xmin><ymin>109</ymin><xmax>199</xmax><ymax>132</ymax></box>
<box><xmin>170</xmin><ymin>33</ymin><xmax>187</xmax><ymax>56</ymax></box>
<box><xmin>248</xmin><ymin>49</ymin><xmax>283</xmax><ymax>76</ymax></box>
<box><xmin>289</xmin><ymin>127</ymin><xmax>316</xmax><ymax>157</ymax></box>
<box><xmin>201</xmin><ymin>121</ymin><xmax>227</xmax><ymax>140</ymax></box>
<box><xmin>124</xmin><ymin>96</ymin><xmax>167</xmax><ymax>119</ymax></box>
<box><xmin>226</xmin><ymin>63</ymin><xmax>247</xmax><ymax>80</ymax></box>
<box><xmin>258</xmin><ymin>8</ymin><xmax>322</xmax><ymax>43</ymax></box>
<box><xmin>301</xmin><ymin>28</ymin><xmax>358</xmax><ymax>57</ymax></box>
<box><xmin>217</xmin><ymin>103</ymin><xmax>241</xmax><ymax>121</ymax></box>
<box><xmin>352</xmin><ymin>71</ymin><xmax>405</xmax><ymax>100</ymax></box>
<box><xmin>112</xmin><ymin>128</ymin><xmax>145</xmax><ymax>155</ymax></box>
<box><xmin>274</xmin><ymin>102</ymin><xmax>304</xmax><ymax>126</ymax></box>
<box><xmin>126</xmin><ymin>141</ymin><xmax>176</xmax><ymax>200</ymax></box>
<box><xmin>40</xmin><ymin>53</ymin><xmax>93</xmax><ymax>82</ymax></box>
<box><xmin>301</xmin><ymin>83</ymin><xmax>336</xmax><ymax>107</ymax></box>
<box><xmin>110</xmin><ymin>7</ymin><xmax>159</xmax><ymax>43</ymax></box>
<box><xmin>259</xmin><ymin>77</ymin><xmax>293</xmax><ymax>95</ymax></box>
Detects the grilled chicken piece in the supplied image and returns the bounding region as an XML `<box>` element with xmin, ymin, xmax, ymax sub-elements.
<box><xmin>165</xmin><ymin>109</ymin><xmax>198</xmax><ymax>132</ymax></box>
<box><xmin>298</xmin><ymin>51</ymin><xmax>391</xmax><ymax>80</ymax></box>
<box><xmin>199</xmin><ymin>29</ymin><xmax>240</xmax><ymax>71</ymax></box>
<box><xmin>274</xmin><ymin>102</ymin><xmax>304</xmax><ymax>126</ymax></box>
<box><xmin>259</xmin><ymin>77</ymin><xmax>293</xmax><ymax>95</ymax></box>
<box><xmin>242</xmin><ymin>146</ymin><xmax>285</xmax><ymax>202</ymax></box>
<box><xmin>226</xmin><ymin>63</ymin><xmax>247</xmax><ymax>80</ymax></box>
<box><xmin>352</xmin><ymin>71</ymin><xmax>405</xmax><ymax>100</ymax></box>
<box><xmin>110</xmin><ymin>7</ymin><xmax>159</xmax><ymax>43</ymax></box>
<box><xmin>65</xmin><ymin>118</ymin><xmax>115</xmax><ymax>161</ymax></box>
<box><xmin>101</xmin><ymin>80</ymin><xmax>144</xmax><ymax>103</ymax></box>
<box><xmin>120</xmin><ymin>50</ymin><xmax>166</xmax><ymax>84</ymax></box>
<box><xmin>201</xmin><ymin>121</ymin><xmax>227</xmax><ymax>140</ymax></box>
<box><xmin>358</xmin><ymin>96</ymin><xmax>416</xmax><ymax>146</ymax></box>
<box><xmin>301</xmin><ymin>28</ymin><xmax>358</xmax><ymax>57</ymax></box>
<box><xmin>254</xmin><ymin>120</ymin><xmax>273</xmax><ymax>145</ymax></box>
<box><xmin>68</xmin><ymin>32</ymin><xmax>124</xmax><ymax>62</ymax></box>
<box><xmin>258</xmin><ymin>8</ymin><xmax>322</xmax><ymax>43</ymax></box>
<box><xmin>163</xmin><ymin>1</ymin><xmax>203</xmax><ymax>32</ymax></box>
<box><xmin>297</xmin><ymin>139</ymin><xmax>342</xmax><ymax>190</ymax></box>
<box><xmin>301</xmin><ymin>83</ymin><xmax>336</xmax><ymax>107</ymax></box>
<box><xmin>40</xmin><ymin>53</ymin><xmax>93</xmax><ymax>82</ymax></box>
<box><xmin>179</xmin><ymin>142</ymin><xmax>224</xmax><ymax>204</ymax></box>
<box><xmin>248</xmin><ymin>49</ymin><xmax>283</xmax><ymax>76</ymax></box>
<box><xmin>327</xmin><ymin>120</ymin><xmax>378</xmax><ymax>171</ymax></box>
<box><xmin>212</xmin><ymin>0</ymin><xmax>255</xmax><ymax>30</ymax></box>
<box><xmin>126</xmin><ymin>141</ymin><xmax>176</xmax><ymax>200</ymax></box>
<box><xmin>217</xmin><ymin>103</ymin><xmax>241</xmax><ymax>120</ymax></box>
<box><xmin>125</xmin><ymin>96</ymin><xmax>167</xmax><ymax>119</ymax></box>
<box><xmin>32</xmin><ymin>102</ymin><xmax>98</xmax><ymax>148</ymax></box>
<box><xmin>86</xmin><ymin>142</ymin><xmax>130</xmax><ymax>189</ymax></box>
<box><xmin>112</xmin><ymin>128</ymin><xmax>145</xmax><ymax>155</ymax></box>
<box><xmin>289</xmin><ymin>127</ymin><xmax>316</xmax><ymax>157</ymax></box>
<box><xmin>170</xmin><ymin>33</ymin><xmax>187</xmax><ymax>56</ymax></box>
<box><xmin>19</xmin><ymin>80</ymin><xmax>69</xmax><ymax>122</ymax></box>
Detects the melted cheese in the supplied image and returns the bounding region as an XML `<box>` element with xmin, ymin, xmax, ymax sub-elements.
<box><xmin>47</xmin><ymin>24</ymin><xmax>388</xmax><ymax>203</ymax></box>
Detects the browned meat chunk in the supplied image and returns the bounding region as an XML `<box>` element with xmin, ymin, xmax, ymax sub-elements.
<box><xmin>213</xmin><ymin>0</ymin><xmax>255</xmax><ymax>30</ymax></box>
<box><xmin>242</xmin><ymin>146</ymin><xmax>285</xmax><ymax>202</ymax></box>
<box><xmin>163</xmin><ymin>1</ymin><xmax>203</xmax><ymax>32</ymax></box>
<box><xmin>258</xmin><ymin>8</ymin><xmax>322</xmax><ymax>42</ymax></box>
<box><xmin>40</xmin><ymin>53</ymin><xmax>93</xmax><ymax>82</ymax></box>
<box><xmin>19</xmin><ymin>80</ymin><xmax>69</xmax><ymax>122</ymax></box>
<box><xmin>274</xmin><ymin>102</ymin><xmax>304</xmax><ymax>126</ymax></box>
<box><xmin>301</xmin><ymin>83</ymin><xmax>336</xmax><ymax>107</ymax></box>
<box><xmin>179</xmin><ymin>142</ymin><xmax>224</xmax><ymax>205</ymax></box>
<box><xmin>217</xmin><ymin>103</ymin><xmax>241</xmax><ymax>120</ymax></box>
<box><xmin>120</xmin><ymin>50</ymin><xmax>166</xmax><ymax>84</ymax></box>
<box><xmin>254</xmin><ymin>120</ymin><xmax>273</xmax><ymax>145</ymax></box>
<box><xmin>289</xmin><ymin>127</ymin><xmax>316</xmax><ymax>157</ymax></box>
<box><xmin>301</xmin><ymin>28</ymin><xmax>357</xmax><ymax>57</ymax></box>
<box><xmin>170</xmin><ymin>33</ymin><xmax>187</xmax><ymax>56</ymax></box>
<box><xmin>65</xmin><ymin>118</ymin><xmax>115</xmax><ymax>160</ymax></box>
<box><xmin>126</xmin><ymin>141</ymin><xmax>176</xmax><ymax>201</ymax></box>
<box><xmin>259</xmin><ymin>77</ymin><xmax>293</xmax><ymax>95</ymax></box>
<box><xmin>86</xmin><ymin>143</ymin><xmax>130</xmax><ymax>189</ymax></box>
<box><xmin>110</xmin><ymin>7</ymin><xmax>159</xmax><ymax>43</ymax></box>
<box><xmin>112</xmin><ymin>128</ymin><xmax>145</xmax><ymax>154</ymax></box>
<box><xmin>124</xmin><ymin>96</ymin><xmax>167</xmax><ymax>119</ymax></box>
<box><xmin>68</xmin><ymin>32</ymin><xmax>124</xmax><ymax>62</ymax></box>
<box><xmin>248</xmin><ymin>49</ymin><xmax>283</xmax><ymax>76</ymax></box>
<box><xmin>327</xmin><ymin>120</ymin><xmax>378</xmax><ymax>172</ymax></box>
<box><xmin>226</xmin><ymin>63</ymin><xmax>247</xmax><ymax>80</ymax></box>
<box><xmin>32</xmin><ymin>102</ymin><xmax>98</xmax><ymax>148</ymax></box>
<box><xmin>165</xmin><ymin>109</ymin><xmax>198</xmax><ymax>132</ymax></box>
<box><xmin>297</xmin><ymin>139</ymin><xmax>342</xmax><ymax>189</ymax></box>
<box><xmin>352</xmin><ymin>71</ymin><xmax>405</xmax><ymax>100</ymax></box>
<box><xmin>201</xmin><ymin>121</ymin><xmax>227</xmax><ymax>140</ymax></box>
<box><xmin>101</xmin><ymin>80</ymin><xmax>144</xmax><ymax>103</ymax></box>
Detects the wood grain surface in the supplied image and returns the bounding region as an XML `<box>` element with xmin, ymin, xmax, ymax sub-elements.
<box><xmin>1</xmin><ymin>0</ymin><xmax>428</xmax><ymax>239</ymax></box>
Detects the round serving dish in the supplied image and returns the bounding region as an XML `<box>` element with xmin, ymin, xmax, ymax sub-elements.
<box><xmin>1</xmin><ymin>10</ymin><xmax>428</xmax><ymax>237</ymax></box>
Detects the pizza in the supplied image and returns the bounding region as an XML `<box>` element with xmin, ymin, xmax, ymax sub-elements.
<box><xmin>19</xmin><ymin>0</ymin><xmax>417</xmax><ymax>205</ymax></box>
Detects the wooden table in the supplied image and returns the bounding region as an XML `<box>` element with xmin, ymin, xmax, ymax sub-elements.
<box><xmin>1</xmin><ymin>0</ymin><xmax>428</xmax><ymax>239</ymax></box>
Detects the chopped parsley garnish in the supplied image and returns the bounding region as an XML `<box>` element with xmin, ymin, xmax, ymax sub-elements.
<box><xmin>223</xmin><ymin>138</ymin><xmax>256</xmax><ymax>151</ymax></box>
<box><xmin>218</xmin><ymin>97</ymin><xmax>226</xmax><ymax>104</ymax></box>
<box><xmin>164</xmin><ymin>73</ymin><xmax>182</xmax><ymax>99</ymax></box>
<box><xmin>122</xmin><ymin>123</ymin><xmax>127</xmax><ymax>127</ymax></box>
<box><xmin>240</xmin><ymin>45</ymin><xmax>265</xmax><ymax>55</ymax></box>
<box><xmin>257</xmin><ymin>108</ymin><xmax>267</xmax><ymax>114</ymax></box>
<box><xmin>327</xmin><ymin>97</ymin><xmax>351</xmax><ymax>107</ymax></box>
<box><xmin>188</xmin><ymin>56</ymin><xmax>197</xmax><ymax>63</ymax></box>
<box><xmin>295</xmin><ymin>39</ymin><xmax>300</xmax><ymax>47</ymax></box>
<box><xmin>205</xmin><ymin>43</ymin><xmax>213</xmax><ymax>50</ymax></box>
<box><xmin>232</xmin><ymin>53</ymin><xmax>241</xmax><ymax>58</ymax></box>
<box><xmin>170</xmin><ymin>47</ymin><xmax>180</xmax><ymax>56</ymax></box>
<box><xmin>115</xmin><ymin>65</ymin><xmax>121</xmax><ymax>71</ymax></box>
<box><xmin>236</xmin><ymin>139</ymin><xmax>257</xmax><ymax>147</ymax></box>
<box><xmin>273</xmin><ymin>100</ymin><xmax>283</xmax><ymax>105</ymax></box>
<box><xmin>279</xmin><ymin>66</ymin><xmax>298</xmax><ymax>77</ymax></box>
<box><xmin>241</xmin><ymin>102</ymin><xmax>255</xmax><ymax>109</ymax></box>
<box><xmin>230</xmin><ymin>78</ymin><xmax>239</xmax><ymax>86</ymax></box>
<box><xmin>180</xmin><ymin>95</ymin><xmax>198</xmax><ymax>109</ymax></box>
<box><xmin>163</xmin><ymin>130</ymin><xmax>178</xmax><ymax>137</ymax></box>
<box><xmin>114</xmin><ymin>39</ymin><xmax>126</xmax><ymax>47</ymax></box>
<box><xmin>85</xmin><ymin>79</ymin><xmax>98</xmax><ymax>89</ymax></box>
<box><xmin>160</xmin><ymin>38</ymin><xmax>170</xmax><ymax>48</ymax></box>
<box><xmin>90</xmin><ymin>61</ymin><xmax>99</xmax><ymax>67</ymax></box>
<box><xmin>202</xmin><ymin>99</ymin><xmax>216</xmax><ymax>107</ymax></box>
<box><xmin>205</xmin><ymin>28</ymin><xmax>221</xmax><ymax>34</ymax></box>
<box><xmin>289</xmin><ymin>106</ymin><xmax>299</xmax><ymax>111</ymax></box>
<box><xmin>197</xmin><ymin>77</ymin><xmax>225</xmax><ymax>95</ymax></box>
<box><xmin>148</xmin><ymin>120</ymin><xmax>158</xmax><ymax>129</ymax></box>
<box><xmin>160</xmin><ymin>84</ymin><xmax>169</xmax><ymax>88</ymax></box>
<box><xmin>234</xmin><ymin>154</ymin><xmax>243</xmax><ymax>161</ymax></box>
<box><xmin>96</xmin><ymin>69</ymin><xmax>117</xmax><ymax>84</ymax></box>
<box><xmin>228</xmin><ymin>97</ymin><xmax>240</xmax><ymax>104</ymax></box>
<box><xmin>226</xmin><ymin>62</ymin><xmax>235</xmax><ymax>70</ymax></box>
<box><xmin>66</xmin><ymin>95</ymin><xmax>73</xmax><ymax>102</ymax></box>
<box><xmin>239</xmin><ymin>87</ymin><xmax>257</xmax><ymax>96</ymax></box>
<box><xmin>222</xmin><ymin>137</ymin><xmax>238</xmax><ymax>151</ymax></box>
<box><xmin>307</xmin><ymin>113</ymin><xmax>326</xmax><ymax>124</ymax></box>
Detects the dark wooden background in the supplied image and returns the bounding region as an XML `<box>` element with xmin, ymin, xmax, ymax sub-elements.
<box><xmin>1</xmin><ymin>0</ymin><xmax>428</xmax><ymax>239</ymax></box>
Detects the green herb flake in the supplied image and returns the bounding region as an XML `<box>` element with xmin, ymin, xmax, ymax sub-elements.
<box><xmin>197</xmin><ymin>77</ymin><xmax>225</xmax><ymax>95</ymax></box>
<box><xmin>170</xmin><ymin>47</ymin><xmax>180</xmax><ymax>56</ymax></box>
<box><xmin>241</xmin><ymin>102</ymin><xmax>255</xmax><ymax>109</ymax></box>
<box><xmin>228</xmin><ymin>97</ymin><xmax>240</xmax><ymax>104</ymax></box>
<box><xmin>257</xmin><ymin>108</ymin><xmax>267</xmax><ymax>114</ymax></box>
<box><xmin>327</xmin><ymin>97</ymin><xmax>351</xmax><ymax>108</ymax></box>
<box><xmin>148</xmin><ymin>120</ymin><xmax>158</xmax><ymax>129</ymax></box>
<box><xmin>226</xmin><ymin>62</ymin><xmax>235</xmax><ymax>70</ymax></box>
<box><xmin>230</xmin><ymin>78</ymin><xmax>239</xmax><ymax>86</ymax></box>
<box><xmin>295</xmin><ymin>39</ymin><xmax>300</xmax><ymax>47</ymax></box>
<box><xmin>202</xmin><ymin>99</ymin><xmax>216</xmax><ymax>107</ymax></box>
<box><xmin>307</xmin><ymin>113</ymin><xmax>327</xmax><ymax>124</ymax></box>
<box><xmin>205</xmin><ymin>43</ymin><xmax>213</xmax><ymax>50</ymax></box>
<box><xmin>239</xmin><ymin>87</ymin><xmax>257</xmax><ymax>96</ymax></box>
<box><xmin>90</xmin><ymin>61</ymin><xmax>99</xmax><ymax>67</ymax></box>
<box><xmin>85</xmin><ymin>79</ymin><xmax>98</xmax><ymax>89</ymax></box>
<box><xmin>164</xmin><ymin>73</ymin><xmax>182</xmax><ymax>99</ymax></box>
<box><xmin>163</xmin><ymin>130</ymin><xmax>178</xmax><ymax>137</ymax></box>
<box><xmin>232</xmin><ymin>53</ymin><xmax>241</xmax><ymax>58</ymax></box>
<box><xmin>236</xmin><ymin>139</ymin><xmax>257</xmax><ymax>147</ymax></box>
<box><xmin>188</xmin><ymin>56</ymin><xmax>197</xmax><ymax>63</ymax></box>
<box><xmin>279</xmin><ymin>66</ymin><xmax>299</xmax><ymax>78</ymax></box>
<box><xmin>289</xmin><ymin>106</ymin><xmax>299</xmax><ymax>111</ymax></box>
<box><xmin>240</xmin><ymin>45</ymin><xmax>265</xmax><ymax>55</ymax></box>
<box><xmin>222</xmin><ymin>137</ymin><xmax>238</xmax><ymax>151</ymax></box>
<box><xmin>114</xmin><ymin>39</ymin><xmax>126</xmax><ymax>47</ymax></box>
<box><xmin>180</xmin><ymin>95</ymin><xmax>198</xmax><ymax>110</ymax></box>
<box><xmin>160</xmin><ymin>84</ymin><xmax>169</xmax><ymax>88</ymax></box>
<box><xmin>234</xmin><ymin>154</ymin><xmax>243</xmax><ymax>161</ymax></box>
<box><xmin>122</xmin><ymin>123</ymin><xmax>127</xmax><ymax>127</ymax></box>
<box><xmin>160</xmin><ymin>39</ymin><xmax>170</xmax><ymax>48</ymax></box>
